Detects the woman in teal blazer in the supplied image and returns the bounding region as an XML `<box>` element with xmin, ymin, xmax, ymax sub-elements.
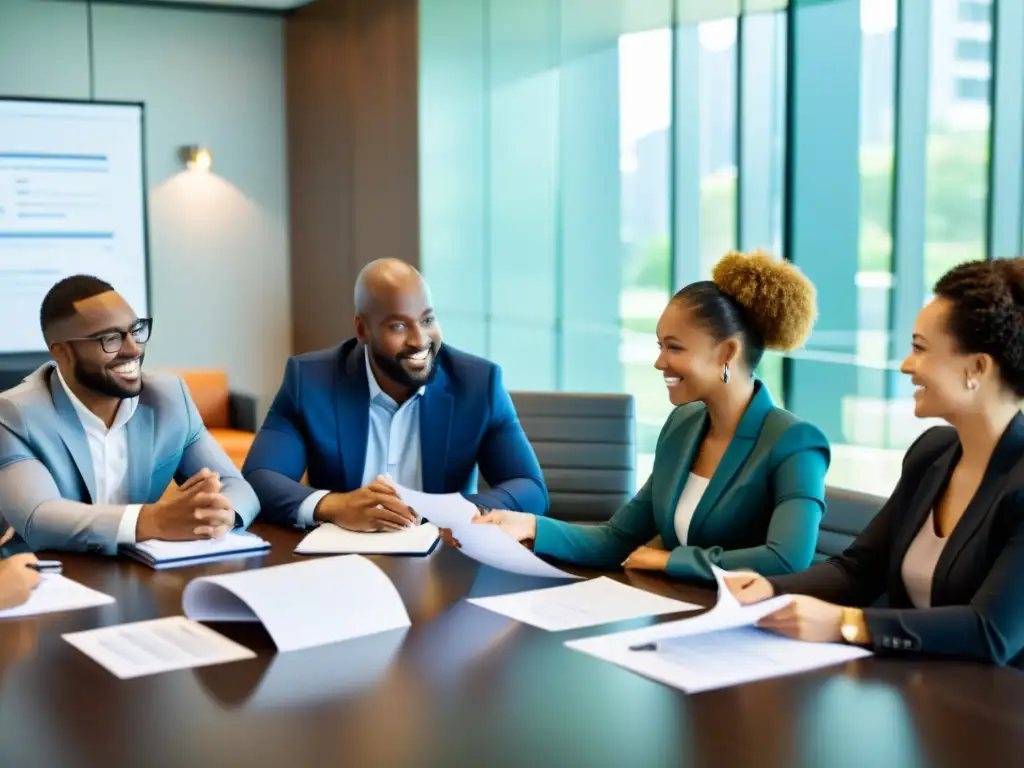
<box><xmin>478</xmin><ymin>251</ymin><xmax>830</xmax><ymax>582</ymax></box>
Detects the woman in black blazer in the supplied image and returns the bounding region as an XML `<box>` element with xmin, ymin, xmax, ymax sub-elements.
<box><xmin>729</xmin><ymin>258</ymin><xmax>1024</xmax><ymax>667</ymax></box>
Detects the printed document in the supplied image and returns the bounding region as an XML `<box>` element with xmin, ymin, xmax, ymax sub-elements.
<box><xmin>468</xmin><ymin>576</ymin><xmax>700</xmax><ymax>631</ymax></box>
<box><xmin>565</xmin><ymin>566</ymin><xmax>872</xmax><ymax>692</ymax></box>
<box><xmin>63</xmin><ymin>616</ymin><xmax>255</xmax><ymax>679</ymax></box>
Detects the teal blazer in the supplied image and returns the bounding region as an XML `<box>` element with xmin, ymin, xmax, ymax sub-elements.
<box><xmin>533</xmin><ymin>381</ymin><xmax>830</xmax><ymax>581</ymax></box>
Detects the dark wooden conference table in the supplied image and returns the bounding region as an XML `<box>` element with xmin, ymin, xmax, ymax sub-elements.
<box><xmin>1</xmin><ymin>524</ymin><xmax>1022</xmax><ymax>768</ymax></box>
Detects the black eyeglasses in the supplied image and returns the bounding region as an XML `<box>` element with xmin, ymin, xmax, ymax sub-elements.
<box><xmin>61</xmin><ymin>318</ymin><xmax>153</xmax><ymax>354</ymax></box>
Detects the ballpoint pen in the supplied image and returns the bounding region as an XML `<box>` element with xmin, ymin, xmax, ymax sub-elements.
<box><xmin>628</xmin><ymin>642</ymin><xmax>659</xmax><ymax>652</ymax></box>
<box><xmin>26</xmin><ymin>560</ymin><xmax>62</xmax><ymax>574</ymax></box>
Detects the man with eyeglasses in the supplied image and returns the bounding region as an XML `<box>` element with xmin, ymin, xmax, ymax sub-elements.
<box><xmin>0</xmin><ymin>275</ymin><xmax>259</xmax><ymax>555</ymax></box>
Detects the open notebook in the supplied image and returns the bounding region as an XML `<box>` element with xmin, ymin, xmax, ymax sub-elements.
<box><xmin>295</xmin><ymin>522</ymin><xmax>440</xmax><ymax>556</ymax></box>
<box><xmin>120</xmin><ymin>531</ymin><xmax>271</xmax><ymax>569</ymax></box>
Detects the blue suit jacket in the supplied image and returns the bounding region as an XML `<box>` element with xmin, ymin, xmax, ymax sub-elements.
<box><xmin>244</xmin><ymin>339</ymin><xmax>548</xmax><ymax>526</ymax></box>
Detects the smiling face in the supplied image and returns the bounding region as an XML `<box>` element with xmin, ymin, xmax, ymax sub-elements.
<box><xmin>900</xmin><ymin>297</ymin><xmax>987</xmax><ymax>420</ymax></box>
<box><xmin>48</xmin><ymin>291</ymin><xmax>147</xmax><ymax>400</ymax></box>
<box><xmin>654</xmin><ymin>300</ymin><xmax>739</xmax><ymax>407</ymax></box>
<box><xmin>355</xmin><ymin>277</ymin><xmax>443</xmax><ymax>390</ymax></box>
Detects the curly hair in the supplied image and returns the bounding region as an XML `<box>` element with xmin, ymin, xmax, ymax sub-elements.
<box><xmin>672</xmin><ymin>250</ymin><xmax>817</xmax><ymax>372</ymax></box>
<box><xmin>934</xmin><ymin>257</ymin><xmax>1024</xmax><ymax>397</ymax></box>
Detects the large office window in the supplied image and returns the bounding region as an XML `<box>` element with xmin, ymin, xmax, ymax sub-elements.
<box><xmin>419</xmin><ymin>0</ymin><xmax>1024</xmax><ymax>497</ymax></box>
<box><xmin>959</xmin><ymin>0</ymin><xmax>993</xmax><ymax>24</ymax></box>
<box><xmin>619</xmin><ymin>26</ymin><xmax>673</xmax><ymax>461</ymax></box>
<box><xmin>740</xmin><ymin>9</ymin><xmax>787</xmax><ymax>400</ymax></box>
<box><xmin>696</xmin><ymin>17</ymin><xmax>738</xmax><ymax>278</ymax></box>
<box><xmin>926</xmin><ymin>0</ymin><xmax>992</xmax><ymax>295</ymax></box>
<box><xmin>839</xmin><ymin>0</ymin><xmax>897</xmax><ymax>457</ymax></box>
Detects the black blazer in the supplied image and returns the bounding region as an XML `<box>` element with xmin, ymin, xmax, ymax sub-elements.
<box><xmin>770</xmin><ymin>414</ymin><xmax>1024</xmax><ymax>667</ymax></box>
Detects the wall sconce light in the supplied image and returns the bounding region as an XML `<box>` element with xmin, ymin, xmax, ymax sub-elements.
<box><xmin>180</xmin><ymin>145</ymin><xmax>213</xmax><ymax>172</ymax></box>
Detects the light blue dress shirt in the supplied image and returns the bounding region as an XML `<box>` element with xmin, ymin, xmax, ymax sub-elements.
<box><xmin>296</xmin><ymin>348</ymin><xmax>424</xmax><ymax>527</ymax></box>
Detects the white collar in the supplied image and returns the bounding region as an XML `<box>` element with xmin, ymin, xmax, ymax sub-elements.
<box><xmin>364</xmin><ymin>346</ymin><xmax>426</xmax><ymax>404</ymax></box>
<box><xmin>55</xmin><ymin>365</ymin><xmax>138</xmax><ymax>433</ymax></box>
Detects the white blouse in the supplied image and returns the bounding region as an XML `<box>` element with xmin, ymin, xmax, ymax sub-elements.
<box><xmin>673</xmin><ymin>473</ymin><xmax>711</xmax><ymax>546</ymax></box>
<box><xmin>901</xmin><ymin>510</ymin><xmax>951</xmax><ymax>609</ymax></box>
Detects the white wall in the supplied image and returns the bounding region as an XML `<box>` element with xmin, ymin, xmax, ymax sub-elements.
<box><xmin>0</xmin><ymin>0</ymin><xmax>291</xmax><ymax>415</ymax></box>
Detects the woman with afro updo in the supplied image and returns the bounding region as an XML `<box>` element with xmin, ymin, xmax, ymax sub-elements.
<box><xmin>477</xmin><ymin>250</ymin><xmax>828</xmax><ymax>582</ymax></box>
<box><xmin>730</xmin><ymin>257</ymin><xmax>1024</xmax><ymax>667</ymax></box>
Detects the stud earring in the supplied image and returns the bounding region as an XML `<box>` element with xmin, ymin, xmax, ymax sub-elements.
<box><xmin>967</xmin><ymin>378</ymin><xmax>978</xmax><ymax>392</ymax></box>
<box><xmin>722</xmin><ymin>363</ymin><xmax>730</xmax><ymax>384</ymax></box>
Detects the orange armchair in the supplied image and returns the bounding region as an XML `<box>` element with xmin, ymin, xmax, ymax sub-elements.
<box><xmin>175</xmin><ymin>371</ymin><xmax>258</xmax><ymax>469</ymax></box>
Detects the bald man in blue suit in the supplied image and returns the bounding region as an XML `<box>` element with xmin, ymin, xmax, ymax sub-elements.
<box><xmin>244</xmin><ymin>259</ymin><xmax>548</xmax><ymax>531</ymax></box>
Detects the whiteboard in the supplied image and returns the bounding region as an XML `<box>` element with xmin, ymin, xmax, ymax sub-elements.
<box><xmin>0</xmin><ymin>98</ymin><xmax>149</xmax><ymax>353</ymax></box>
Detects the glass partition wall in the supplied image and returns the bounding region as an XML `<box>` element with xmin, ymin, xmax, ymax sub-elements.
<box><xmin>420</xmin><ymin>0</ymin><xmax>1019</xmax><ymax>496</ymax></box>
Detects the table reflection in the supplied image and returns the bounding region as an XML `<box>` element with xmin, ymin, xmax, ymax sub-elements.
<box><xmin>194</xmin><ymin>626</ymin><xmax>409</xmax><ymax>710</ymax></box>
<box><xmin>0</xmin><ymin>618</ymin><xmax>39</xmax><ymax>683</ymax></box>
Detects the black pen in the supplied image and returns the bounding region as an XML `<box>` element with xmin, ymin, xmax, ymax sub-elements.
<box><xmin>628</xmin><ymin>642</ymin><xmax>658</xmax><ymax>652</ymax></box>
<box><xmin>26</xmin><ymin>560</ymin><xmax>62</xmax><ymax>574</ymax></box>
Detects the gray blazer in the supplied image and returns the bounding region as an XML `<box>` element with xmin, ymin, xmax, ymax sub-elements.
<box><xmin>0</xmin><ymin>363</ymin><xmax>259</xmax><ymax>555</ymax></box>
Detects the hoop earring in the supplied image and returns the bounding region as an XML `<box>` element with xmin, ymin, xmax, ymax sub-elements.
<box><xmin>722</xmin><ymin>363</ymin><xmax>730</xmax><ymax>384</ymax></box>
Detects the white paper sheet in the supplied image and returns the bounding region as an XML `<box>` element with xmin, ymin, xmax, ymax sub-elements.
<box><xmin>394</xmin><ymin>485</ymin><xmax>479</xmax><ymax>529</ymax></box>
<box><xmin>63</xmin><ymin>616</ymin><xmax>255</xmax><ymax>679</ymax></box>
<box><xmin>295</xmin><ymin>522</ymin><xmax>439</xmax><ymax>556</ymax></box>
<box><xmin>0</xmin><ymin>574</ymin><xmax>114</xmax><ymax>619</ymax></box>
<box><xmin>567</xmin><ymin>625</ymin><xmax>872</xmax><ymax>694</ymax></box>
<box><xmin>625</xmin><ymin>566</ymin><xmax>795</xmax><ymax>640</ymax></box>
<box><xmin>467</xmin><ymin>576</ymin><xmax>700</xmax><ymax>631</ymax></box>
<box><xmin>453</xmin><ymin>521</ymin><xmax>581</xmax><ymax>580</ymax></box>
<box><xmin>565</xmin><ymin>566</ymin><xmax>872</xmax><ymax>693</ymax></box>
<box><xmin>120</xmin><ymin>531</ymin><xmax>270</xmax><ymax>569</ymax></box>
<box><xmin>181</xmin><ymin>555</ymin><xmax>411</xmax><ymax>652</ymax></box>
<box><xmin>394</xmin><ymin>485</ymin><xmax>579</xmax><ymax>579</ymax></box>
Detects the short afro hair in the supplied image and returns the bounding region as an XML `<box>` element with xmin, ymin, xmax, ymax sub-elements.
<box><xmin>40</xmin><ymin>275</ymin><xmax>114</xmax><ymax>342</ymax></box>
<box><xmin>672</xmin><ymin>250</ymin><xmax>817</xmax><ymax>371</ymax></box>
<box><xmin>934</xmin><ymin>258</ymin><xmax>1024</xmax><ymax>397</ymax></box>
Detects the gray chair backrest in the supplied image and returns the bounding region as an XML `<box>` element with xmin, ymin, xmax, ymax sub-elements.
<box><xmin>816</xmin><ymin>486</ymin><xmax>886</xmax><ymax>562</ymax></box>
<box><xmin>510</xmin><ymin>391</ymin><xmax>636</xmax><ymax>523</ymax></box>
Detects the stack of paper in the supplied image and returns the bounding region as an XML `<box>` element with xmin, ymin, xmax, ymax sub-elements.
<box><xmin>0</xmin><ymin>574</ymin><xmax>114</xmax><ymax>619</ymax></box>
<box><xmin>395</xmin><ymin>484</ymin><xmax>579</xmax><ymax>579</ymax></box>
<box><xmin>468</xmin><ymin>576</ymin><xmax>700</xmax><ymax>631</ymax></box>
<box><xmin>120</xmin><ymin>531</ymin><xmax>270</xmax><ymax>569</ymax></box>
<box><xmin>63</xmin><ymin>556</ymin><xmax>414</xmax><ymax>679</ymax></box>
<box><xmin>565</xmin><ymin>566</ymin><xmax>872</xmax><ymax>693</ymax></box>
<box><xmin>295</xmin><ymin>522</ymin><xmax>440</xmax><ymax>556</ymax></box>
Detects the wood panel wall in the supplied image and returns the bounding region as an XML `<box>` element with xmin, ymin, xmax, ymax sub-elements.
<box><xmin>286</xmin><ymin>0</ymin><xmax>420</xmax><ymax>354</ymax></box>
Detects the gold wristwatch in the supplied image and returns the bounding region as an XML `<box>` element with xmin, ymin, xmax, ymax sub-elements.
<box><xmin>840</xmin><ymin>607</ymin><xmax>867</xmax><ymax>644</ymax></box>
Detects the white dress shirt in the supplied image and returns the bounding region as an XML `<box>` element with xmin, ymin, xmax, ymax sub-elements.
<box><xmin>673</xmin><ymin>472</ymin><xmax>711</xmax><ymax>546</ymax></box>
<box><xmin>55</xmin><ymin>368</ymin><xmax>142</xmax><ymax>544</ymax></box>
<box><xmin>296</xmin><ymin>347</ymin><xmax>426</xmax><ymax>527</ymax></box>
